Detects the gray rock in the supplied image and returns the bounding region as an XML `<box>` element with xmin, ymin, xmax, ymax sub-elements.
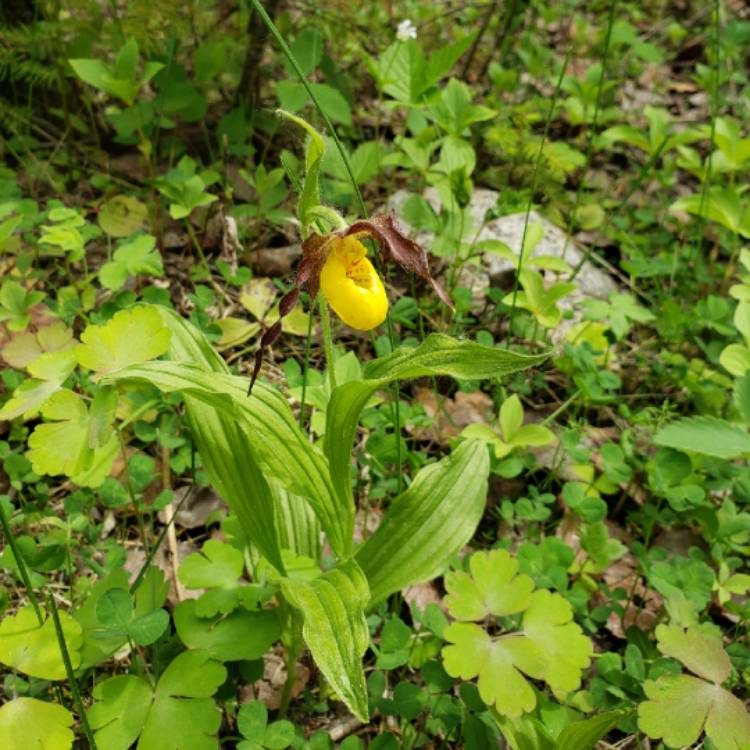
<box><xmin>388</xmin><ymin>188</ymin><xmax>617</xmax><ymax>303</ymax></box>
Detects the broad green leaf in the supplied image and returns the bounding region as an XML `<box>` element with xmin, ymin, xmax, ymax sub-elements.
<box><xmin>88</xmin><ymin>650</ymin><xmax>226</xmax><ymax>750</ymax></box>
<box><xmin>281</xmin><ymin>559</ymin><xmax>370</xmax><ymax>721</ymax></box>
<box><xmin>76</xmin><ymin>306</ymin><xmax>171</xmax><ymax>374</ymax></box>
<box><xmin>98</xmin><ymin>195</ymin><xmax>148</xmax><ymax>237</ymax></box>
<box><xmin>326</xmin><ymin>333</ymin><xmax>546</xmax><ymax>515</ymax></box>
<box><xmin>157</xmin><ymin>309</ymin><xmax>297</xmax><ymax>570</ymax></box>
<box><xmin>500</xmin><ymin>394</ymin><xmax>524</xmax><ymax>440</ymax></box>
<box><xmin>443</xmin><ymin>621</ymin><xmax>542</xmax><ymax>717</ymax></box>
<box><xmin>0</xmin><ymin>605</ymin><xmax>82</xmax><ymax>680</ymax></box>
<box><xmin>356</xmin><ymin>440</ymin><xmax>489</xmax><ymax>605</ymax></box>
<box><xmin>442</xmin><ymin>553</ymin><xmax>592</xmax><ymax>718</ymax></box>
<box><xmin>237</xmin><ymin>700</ymin><xmax>295</xmax><ymax>750</ymax></box>
<box><xmin>638</xmin><ymin>674</ymin><xmax>750</xmax><ymax>750</ymax></box>
<box><xmin>0</xmin><ymin>697</ymin><xmax>74</xmax><ymax>750</ymax></box>
<box><xmin>444</xmin><ymin>549</ymin><xmax>533</xmax><ymax>621</ymax></box>
<box><xmin>74</xmin><ymin>570</ymin><xmax>132</xmax><ymax>668</ymax></box>
<box><xmin>99</xmin><ymin>234</ymin><xmax>164</xmax><ymax>291</ymax></box>
<box><xmin>1</xmin><ymin>321</ymin><xmax>75</xmax><ymax>369</ymax></box>
<box><xmin>105</xmin><ymin>357</ymin><xmax>344</xmax><ymax>557</ymax></box>
<box><xmin>654</xmin><ymin>415</ymin><xmax>750</xmax><ymax>459</ymax></box>
<box><xmin>655</xmin><ymin>624</ymin><xmax>731</xmax><ymax>684</ymax></box>
<box><xmin>721</xmin><ymin>343</ymin><xmax>750</xmax><ymax>377</ymax></box>
<box><xmin>556</xmin><ymin>708</ymin><xmax>633</xmax><ymax>750</ymax></box>
<box><xmin>490</xmin><ymin>710</ymin><xmax>555</xmax><ymax>750</ymax></box>
<box><xmin>273</xmin><ymin>488</ymin><xmax>321</xmax><ymax>564</ymax></box>
<box><xmin>179</xmin><ymin>540</ymin><xmax>244</xmax><ymax>590</ymax></box>
<box><xmin>521</xmin><ymin>589</ymin><xmax>593</xmax><ymax>698</ymax></box>
<box><xmin>26</xmin><ymin>390</ymin><xmax>118</xmax><ymax>486</ymax></box>
<box><xmin>95</xmin><ymin>587</ymin><xmax>169</xmax><ymax>646</ymax></box>
<box><xmin>87</xmin><ymin>675</ymin><xmax>152</xmax><ymax>750</ymax></box>
<box><xmin>174</xmin><ymin>599</ymin><xmax>280</xmax><ymax>661</ymax></box>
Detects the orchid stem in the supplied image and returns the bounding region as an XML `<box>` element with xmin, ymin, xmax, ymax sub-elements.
<box><xmin>318</xmin><ymin>292</ymin><xmax>337</xmax><ymax>391</ymax></box>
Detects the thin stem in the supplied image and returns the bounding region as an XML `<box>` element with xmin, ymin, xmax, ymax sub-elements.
<box><xmin>298</xmin><ymin>296</ymin><xmax>317</xmax><ymax>428</ymax></box>
<box><xmin>506</xmin><ymin>48</ymin><xmax>572</xmax><ymax>340</ymax></box>
<box><xmin>318</xmin><ymin>292</ymin><xmax>337</xmax><ymax>392</ymax></box>
<box><xmin>0</xmin><ymin>501</ymin><xmax>43</xmax><ymax>624</ymax></box>
<box><xmin>561</xmin><ymin>0</ymin><xmax>619</xmax><ymax>262</ymax></box>
<box><xmin>669</xmin><ymin>0</ymin><xmax>721</xmax><ymax>289</ymax></box>
<box><xmin>248</xmin><ymin>0</ymin><xmax>366</xmax><ymax>218</ymax></box>
<box><xmin>47</xmin><ymin>592</ymin><xmax>98</xmax><ymax>750</ymax></box>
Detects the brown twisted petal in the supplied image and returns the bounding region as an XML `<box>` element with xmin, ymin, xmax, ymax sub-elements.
<box><xmin>343</xmin><ymin>213</ymin><xmax>453</xmax><ymax>309</ymax></box>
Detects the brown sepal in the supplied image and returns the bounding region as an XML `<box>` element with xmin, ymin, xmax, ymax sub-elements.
<box><xmin>247</xmin><ymin>234</ymin><xmax>333</xmax><ymax>395</ymax></box>
<box><xmin>344</xmin><ymin>213</ymin><xmax>453</xmax><ymax>308</ymax></box>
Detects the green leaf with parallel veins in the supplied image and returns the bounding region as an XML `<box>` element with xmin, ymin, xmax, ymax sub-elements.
<box><xmin>326</xmin><ymin>334</ymin><xmax>546</xmax><ymax>519</ymax></box>
<box><xmin>356</xmin><ymin>440</ymin><xmax>489</xmax><ymax>606</ymax></box>
<box><xmin>173</xmin><ymin>599</ymin><xmax>280</xmax><ymax>661</ymax></box>
<box><xmin>281</xmin><ymin>559</ymin><xmax>370</xmax><ymax>721</ymax></box>
<box><xmin>88</xmin><ymin>650</ymin><xmax>226</xmax><ymax>750</ymax></box>
<box><xmin>0</xmin><ymin>605</ymin><xmax>82</xmax><ymax>680</ymax></box>
<box><xmin>444</xmin><ymin>549</ymin><xmax>534</xmax><ymax>621</ymax></box>
<box><xmin>0</xmin><ymin>697</ymin><xmax>74</xmax><ymax>750</ymax></box>
<box><xmin>556</xmin><ymin>709</ymin><xmax>633</xmax><ymax>750</ymax></box>
<box><xmin>76</xmin><ymin>306</ymin><xmax>171</xmax><ymax>375</ymax></box>
<box><xmin>104</xmin><ymin>357</ymin><xmax>343</xmax><ymax>557</ymax></box>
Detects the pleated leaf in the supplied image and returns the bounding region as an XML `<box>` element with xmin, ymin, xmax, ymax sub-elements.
<box><xmin>281</xmin><ymin>559</ymin><xmax>370</xmax><ymax>721</ymax></box>
<box><xmin>325</xmin><ymin>333</ymin><xmax>546</xmax><ymax>513</ymax></box>
<box><xmin>356</xmin><ymin>439</ymin><xmax>489</xmax><ymax>605</ymax></box>
<box><xmin>105</xmin><ymin>357</ymin><xmax>345</xmax><ymax>556</ymax></box>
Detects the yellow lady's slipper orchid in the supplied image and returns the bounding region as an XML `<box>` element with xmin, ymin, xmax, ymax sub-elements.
<box><xmin>320</xmin><ymin>235</ymin><xmax>388</xmax><ymax>330</ymax></box>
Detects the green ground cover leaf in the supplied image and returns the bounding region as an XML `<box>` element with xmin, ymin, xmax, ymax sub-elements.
<box><xmin>0</xmin><ymin>605</ymin><xmax>82</xmax><ymax>680</ymax></box>
<box><xmin>76</xmin><ymin>306</ymin><xmax>171</xmax><ymax>375</ymax></box>
<box><xmin>0</xmin><ymin>697</ymin><xmax>74</xmax><ymax>750</ymax></box>
<box><xmin>88</xmin><ymin>649</ymin><xmax>226</xmax><ymax>750</ymax></box>
<box><xmin>638</xmin><ymin>624</ymin><xmax>750</xmax><ymax>750</ymax></box>
<box><xmin>441</xmin><ymin>551</ymin><xmax>592</xmax><ymax>718</ymax></box>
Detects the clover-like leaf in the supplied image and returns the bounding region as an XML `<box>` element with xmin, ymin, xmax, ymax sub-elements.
<box><xmin>99</xmin><ymin>233</ymin><xmax>164</xmax><ymax>291</ymax></box>
<box><xmin>95</xmin><ymin>587</ymin><xmax>169</xmax><ymax>646</ymax></box>
<box><xmin>76</xmin><ymin>306</ymin><xmax>171</xmax><ymax>375</ymax></box>
<box><xmin>88</xmin><ymin>649</ymin><xmax>227</xmax><ymax>750</ymax></box>
<box><xmin>0</xmin><ymin>697</ymin><xmax>74</xmax><ymax>750</ymax></box>
<box><xmin>637</xmin><ymin>624</ymin><xmax>750</xmax><ymax>750</ymax></box>
<box><xmin>0</xmin><ymin>605</ymin><xmax>82</xmax><ymax>680</ymax></box>
<box><xmin>444</xmin><ymin>549</ymin><xmax>534</xmax><ymax>621</ymax></box>
<box><xmin>237</xmin><ymin>700</ymin><xmax>295</xmax><ymax>750</ymax></box>
<box><xmin>441</xmin><ymin>550</ymin><xmax>592</xmax><ymax>718</ymax></box>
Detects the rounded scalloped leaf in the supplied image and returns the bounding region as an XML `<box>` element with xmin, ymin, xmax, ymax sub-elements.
<box><xmin>0</xmin><ymin>697</ymin><xmax>74</xmax><ymax>750</ymax></box>
<box><xmin>638</xmin><ymin>673</ymin><xmax>750</xmax><ymax>750</ymax></box>
<box><xmin>655</xmin><ymin>624</ymin><xmax>731</xmax><ymax>684</ymax></box>
<box><xmin>0</xmin><ymin>606</ymin><xmax>82</xmax><ymax>680</ymax></box>
<box><xmin>444</xmin><ymin>549</ymin><xmax>534</xmax><ymax>621</ymax></box>
<box><xmin>76</xmin><ymin>306</ymin><xmax>171</xmax><ymax>375</ymax></box>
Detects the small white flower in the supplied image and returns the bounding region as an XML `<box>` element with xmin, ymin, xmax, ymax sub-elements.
<box><xmin>396</xmin><ymin>19</ymin><xmax>417</xmax><ymax>41</ymax></box>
